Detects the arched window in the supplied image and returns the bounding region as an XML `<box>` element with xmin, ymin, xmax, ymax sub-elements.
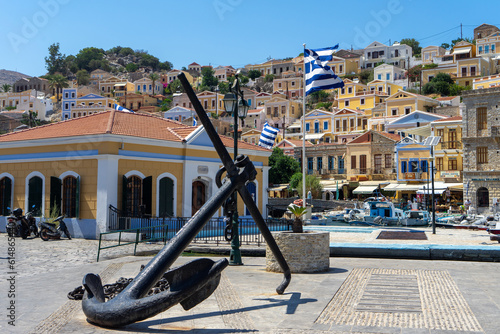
<box><xmin>192</xmin><ymin>181</ymin><xmax>206</xmax><ymax>216</ymax></box>
<box><xmin>0</xmin><ymin>176</ymin><xmax>13</xmax><ymax>216</ymax></box>
<box><xmin>477</xmin><ymin>187</ymin><xmax>489</xmax><ymax>207</ymax></box>
<box><xmin>122</xmin><ymin>174</ymin><xmax>152</xmax><ymax>217</ymax></box>
<box><xmin>62</xmin><ymin>176</ymin><xmax>78</xmax><ymax>217</ymax></box>
<box><xmin>28</xmin><ymin>176</ymin><xmax>43</xmax><ymax>216</ymax></box>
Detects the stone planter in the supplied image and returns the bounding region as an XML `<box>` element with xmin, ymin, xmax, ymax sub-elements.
<box><xmin>266</xmin><ymin>231</ymin><xmax>330</xmax><ymax>273</ymax></box>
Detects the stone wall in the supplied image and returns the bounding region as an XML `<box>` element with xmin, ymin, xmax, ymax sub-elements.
<box><xmin>266</xmin><ymin>231</ymin><xmax>330</xmax><ymax>273</ymax></box>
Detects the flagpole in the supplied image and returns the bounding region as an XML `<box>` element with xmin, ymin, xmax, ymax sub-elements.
<box><xmin>302</xmin><ymin>43</ymin><xmax>307</xmax><ymax>208</ymax></box>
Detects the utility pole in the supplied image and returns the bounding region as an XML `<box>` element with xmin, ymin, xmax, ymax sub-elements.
<box><xmin>460</xmin><ymin>23</ymin><xmax>463</xmax><ymax>40</ymax></box>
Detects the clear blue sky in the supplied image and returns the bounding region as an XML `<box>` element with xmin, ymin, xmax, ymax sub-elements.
<box><xmin>1</xmin><ymin>0</ymin><xmax>499</xmax><ymax>76</ymax></box>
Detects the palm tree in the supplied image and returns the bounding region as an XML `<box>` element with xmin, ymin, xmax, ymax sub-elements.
<box><xmin>149</xmin><ymin>73</ymin><xmax>160</xmax><ymax>95</ymax></box>
<box><xmin>1</xmin><ymin>84</ymin><xmax>11</xmax><ymax>93</ymax></box>
<box><xmin>47</xmin><ymin>74</ymin><xmax>69</xmax><ymax>102</ymax></box>
<box><xmin>288</xmin><ymin>204</ymin><xmax>307</xmax><ymax>233</ymax></box>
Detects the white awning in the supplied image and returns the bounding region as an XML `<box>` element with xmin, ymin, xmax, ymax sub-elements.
<box><xmin>268</xmin><ymin>185</ymin><xmax>288</xmax><ymax>191</ymax></box>
<box><xmin>382</xmin><ymin>183</ymin><xmax>400</xmax><ymax>191</ymax></box>
<box><xmin>353</xmin><ymin>185</ymin><xmax>378</xmax><ymax>194</ymax></box>
<box><xmin>305</xmin><ymin>133</ymin><xmax>326</xmax><ymax>140</ymax></box>
<box><xmin>417</xmin><ymin>188</ymin><xmax>446</xmax><ymax>195</ymax></box>
<box><xmin>453</xmin><ymin>47</ymin><xmax>471</xmax><ymax>55</ymax></box>
<box><xmin>385</xmin><ymin>183</ymin><xmax>421</xmax><ymax>191</ymax></box>
<box><xmin>398</xmin><ymin>124</ymin><xmax>431</xmax><ymax>137</ymax></box>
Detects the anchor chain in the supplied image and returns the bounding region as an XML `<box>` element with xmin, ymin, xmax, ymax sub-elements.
<box><xmin>68</xmin><ymin>265</ymin><xmax>170</xmax><ymax>300</ymax></box>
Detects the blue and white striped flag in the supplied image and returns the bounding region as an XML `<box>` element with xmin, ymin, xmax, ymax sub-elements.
<box><xmin>113</xmin><ymin>104</ymin><xmax>134</xmax><ymax>113</ymax></box>
<box><xmin>258</xmin><ymin>122</ymin><xmax>279</xmax><ymax>149</ymax></box>
<box><xmin>192</xmin><ymin>118</ymin><xmax>197</xmax><ymax>126</ymax></box>
<box><xmin>304</xmin><ymin>44</ymin><xmax>344</xmax><ymax>95</ymax></box>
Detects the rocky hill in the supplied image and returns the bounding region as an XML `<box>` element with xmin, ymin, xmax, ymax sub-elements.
<box><xmin>0</xmin><ymin>69</ymin><xmax>31</xmax><ymax>86</ymax></box>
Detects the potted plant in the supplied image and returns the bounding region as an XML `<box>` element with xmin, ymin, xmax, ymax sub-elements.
<box><xmin>288</xmin><ymin>204</ymin><xmax>307</xmax><ymax>233</ymax></box>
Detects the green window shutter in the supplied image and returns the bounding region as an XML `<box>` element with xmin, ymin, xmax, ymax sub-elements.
<box><xmin>50</xmin><ymin>176</ymin><xmax>62</xmax><ymax>216</ymax></box>
<box><xmin>29</xmin><ymin>176</ymin><xmax>43</xmax><ymax>216</ymax></box>
<box><xmin>75</xmin><ymin>176</ymin><xmax>80</xmax><ymax>219</ymax></box>
<box><xmin>142</xmin><ymin>176</ymin><xmax>152</xmax><ymax>215</ymax></box>
<box><xmin>122</xmin><ymin>175</ymin><xmax>128</xmax><ymax>214</ymax></box>
<box><xmin>1</xmin><ymin>178</ymin><xmax>12</xmax><ymax>216</ymax></box>
<box><xmin>159</xmin><ymin>177</ymin><xmax>174</xmax><ymax>217</ymax></box>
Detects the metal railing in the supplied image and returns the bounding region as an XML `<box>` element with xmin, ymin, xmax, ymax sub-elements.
<box><xmin>108</xmin><ymin>205</ymin><xmax>292</xmax><ymax>247</ymax></box>
<box><xmin>439</xmin><ymin>141</ymin><xmax>462</xmax><ymax>149</ymax></box>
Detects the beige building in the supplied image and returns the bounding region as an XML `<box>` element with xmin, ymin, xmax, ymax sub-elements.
<box><xmin>385</xmin><ymin>90</ymin><xmax>440</xmax><ymax>117</ymax></box>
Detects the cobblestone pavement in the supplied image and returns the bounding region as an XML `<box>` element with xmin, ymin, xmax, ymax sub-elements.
<box><xmin>1</xmin><ymin>231</ymin><xmax>500</xmax><ymax>333</ymax></box>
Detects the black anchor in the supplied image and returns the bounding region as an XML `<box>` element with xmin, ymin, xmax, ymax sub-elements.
<box><xmin>81</xmin><ymin>72</ymin><xmax>291</xmax><ymax>328</ymax></box>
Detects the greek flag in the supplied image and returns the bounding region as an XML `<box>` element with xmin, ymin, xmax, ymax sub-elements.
<box><xmin>304</xmin><ymin>45</ymin><xmax>344</xmax><ymax>95</ymax></box>
<box><xmin>192</xmin><ymin>118</ymin><xmax>197</xmax><ymax>126</ymax></box>
<box><xmin>113</xmin><ymin>104</ymin><xmax>134</xmax><ymax>113</ymax></box>
<box><xmin>258</xmin><ymin>122</ymin><xmax>279</xmax><ymax>149</ymax></box>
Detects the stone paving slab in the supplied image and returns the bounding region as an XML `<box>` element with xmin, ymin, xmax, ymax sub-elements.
<box><xmin>1</xmin><ymin>230</ymin><xmax>500</xmax><ymax>333</ymax></box>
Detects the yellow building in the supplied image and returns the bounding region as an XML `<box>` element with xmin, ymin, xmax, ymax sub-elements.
<box><xmin>197</xmin><ymin>91</ymin><xmax>224</xmax><ymax>114</ymax></box>
<box><xmin>98</xmin><ymin>76</ymin><xmax>129</xmax><ymax>97</ymax></box>
<box><xmin>473</xmin><ymin>74</ymin><xmax>500</xmax><ymax>89</ymax></box>
<box><xmin>421</xmin><ymin>46</ymin><xmax>447</xmax><ymax>64</ymax></box>
<box><xmin>431</xmin><ymin>116</ymin><xmax>464</xmax><ymax>183</ymax></box>
<box><xmin>302</xmin><ymin>109</ymin><xmax>334</xmax><ymax>143</ymax></box>
<box><xmin>263</xmin><ymin>95</ymin><xmax>302</xmax><ymax>123</ymax></box>
<box><xmin>326</xmin><ymin>56</ymin><xmax>358</xmax><ymax>76</ymax></box>
<box><xmin>336</xmin><ymin>79</ymin><xmax>388</xmax><ymax>116</ymax></box>
<box><xmin>0</xmin><ymin>111</ymin><xmax>271</xmax><ymax>238</ymax></box>
<box><xmin>476</xmin><ymin>31</ymin><xmax>500</xmax><ymax>56</ymax></box>
<box><xmin>367</xmin><ymin>80</ymin><xmax>402</xmax><ymax>97</ymax></box>
<box><xmin>385</xmin><ymin>90</ymin><xmax>440</xmax><ymax>117</ymax></box>
<box><xmin>332</xmin><ymin>108</ymin><xmax>367</xmax><ymax>143</ymax></box>
<box><xmin>273</xmin><ymin>72</ymin><xmax>303</xmax><ymax>99</ymax></box>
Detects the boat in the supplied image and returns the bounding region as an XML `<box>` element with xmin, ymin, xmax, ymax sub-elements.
<box><xmin>363</xmin><ymin>200</ymin><xmax>407</xmax><ymax>226</ymax></box>
<box><xmin>404</xmin><ymin>210</ymin><xmax>430</xmax><ymax>226</ymax></box>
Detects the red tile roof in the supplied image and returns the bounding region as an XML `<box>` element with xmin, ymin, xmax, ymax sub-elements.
<box><xmin>436</xmin><ymin>96</ymin><xmax>459</xmax><ymax>101</ymax></box>
<box><xmin>348</xmin><ymin>131</ymin><xmax>401</xmax><ymax>144</ymax></box>
<box><xmin>0</xmin><ymin>110</ymin><xmax>270</xmax><ymax>152</ymax></box>
<box><xmin>432</xmin><ymin>115</ymin><xmax>462</xmax><ymax>122</ymax></box>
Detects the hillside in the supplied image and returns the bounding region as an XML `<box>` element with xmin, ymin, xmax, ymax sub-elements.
<box><xmin>0</xmin><ymin>69</ymin><xmax>31</xmax><ymax>86</ymax></box>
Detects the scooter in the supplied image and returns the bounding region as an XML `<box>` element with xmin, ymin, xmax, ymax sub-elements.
<box><xmin>39</xmin><ymin>215</ymin><xmax>72</xmax><ymax>241</ymax></box>
<box><xmin>6</xmin><ymin>206</ymin><xmax>38</xmax><ymax>238</ymax></box>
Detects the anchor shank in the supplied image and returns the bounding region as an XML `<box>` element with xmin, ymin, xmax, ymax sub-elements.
<box><xmin>125</xmin><ymin>175</ymin><xmax>239</xmax><ymax>299</ymax></box>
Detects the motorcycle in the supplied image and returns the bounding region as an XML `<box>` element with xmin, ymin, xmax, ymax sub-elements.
<box><xmin>39</xmin><ymin>215</ymin><xmax>72</xmax><ymax>241</ymax></box>
<box><xmin>6</xmin><ymin>206</ymin><xmax>38</xmax><ymax>239</ymax></box>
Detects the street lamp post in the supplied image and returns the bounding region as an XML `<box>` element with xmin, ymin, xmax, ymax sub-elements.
<box><xmin>223</xmin><ymin>73</ymin><xmax>249</xmax><ymax>266</ymax></box>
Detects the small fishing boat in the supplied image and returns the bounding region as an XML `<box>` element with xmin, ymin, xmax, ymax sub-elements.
<box><xmin>363</xmin><ymin>200</ymin><xmax>407</xmax><ymax>226</ymax></box>
<box><xmin>404</xmin><ymin>210</ymin><xmax>430</xmax><ymax>227</ymax></box>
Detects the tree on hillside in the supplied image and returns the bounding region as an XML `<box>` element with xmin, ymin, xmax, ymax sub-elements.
<box><xmin>399</xmin><ymin>38</ymin><xmax>421</xmax><ymax>56</ymax></box>
<box><xmin>149</xmin><ymin>73</ymin><xmax>160</xmax><ymax>95</ymax></box>
<box><xmin>248</xmin><ymin>69</ymin><xmax>261</xmax><ymax>80</ymax></box>
<box><xmin>47</xmin><ymin>74</ymin><xmax>69</xmax><ymax>101</ymax></box>
<box><xmin>139</xmin><ymin>54</ymin><xmax>160</xmax><ymax>71</ymax></box>
<box><xmin>159</xmin><ymin>61</ymin><xmax>173</xmax><ymax>71</ymax></box>
<box><xmin>166</xmin><ymin>79</ymin><xmax>183</xmax><ymax>94</ymax></box>
<box><xmin>1</xmin><ymin>84</ymin><xmax>12</xmax><ymax>93</ymax></box>
<box><xmin>76</xmin><ymin>69</ymin><xmax>90</xmax><ymax>86</ymax></box>
<box><xmin>218</xmin><ymin>81</ymin><xmax>230</xmax><ymax>94</ymax></box>
<box><xmin>126</xmin><ymin>63</ymin><xmax>138</xmax><ymax>72</ymax></box>
<box><xmin>199</xmin><ymin>67</ymin><xmax>218</xmax><ymax>91</ymax></box>
<box><xmin>45</xmin><ymin>43</ymin><xmax>67</xmax><ymax>75</ymax></box>
<box><xmin>269</xmin><ymin>148</ymin><xmax>300</xmax><ymax>185</ymax></box>
<box><xmin>75</xmin><ymin>47</ymin><xmax>106</xmax><ymax>72</ymax></box>
<box><xmin>450</xmin><ymin>37</ymin><xmax>474</xmax><ymax>48</ymax></box>
<box><xmin>407</xmin><ymin>65</ymin><xmax>422</xmax><ymax>82</ymax></box>
<box><xmin>423</xmin><ymin>73</ymin><xmax>455</xmax><ymax>96</ymax></box>
<box><xmin>65</xmin><ymin>55</ymin><xmax>79</xmax><ymax>74</ymax></box>
<box><xmin>441</xmin><ymin>42</ymin><xmax>450</xmax><ymax>50</ymax></box>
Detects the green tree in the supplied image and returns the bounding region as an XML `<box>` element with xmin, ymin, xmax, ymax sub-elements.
<box><xmin>265</xmin><ymin>74</ymin><xmax>275</xmax><ymax>82</ymax></box>
<box><xmin>159</xmin><ymin>61</ymin><xmax>173</xmax><ymax>71</ymax></box>
<box><xmin>47</xmin><ymin>74</ymin><xmax>69</xmax><ymax>101</ymax></box>
<box><xmin>149</xmin><ymin>73</ymin><xmax>160</xmax><ymax>95</ymax></box>
<box><xmin>75</xmin><ymin>47</ymin><xmax>106</xmax><ymax>71</ymax></box>
<box><xmin>289</xmin><ymin>172</ymin><xmax>302</xmax><ymax>190</ymax></box>
<box><xmin>118</xmin><ymin>47</ymin><xmax>134</xmax><ymax>56</ymax></box>
<box><xmin>269</xmin><ymin>148</ymin><xmax>300</xmax><ymax>185</ymax></box>
<box><xmin>160</xmin><ymin>98</ymin><xmax>172</xmax><ymax>111</ymax></box>
<box><xmin>166</xmin><ymin>79</ymin><xmax>183</xmax><ymax>94</ymax></box>
<box><xmin>200</xmin><ymin>67</ymin><xmax>218</xmax><ymax>90</ymax></box>
<box><xmin>218</xmin><ymin>81</ymin><xmax>231</xmax><ymax>94</ymax></box>
<box><xmin>450</xmin><ymin>37</ymin><xmax>474</xmax><ymax>48</ymax></box>
<box><xmin>126</xmin><ymin>63</ymin><xmax>138</xmax><ymax>72</ymax></box>
<box><xmin>407</xmin><ymin>65</ymin><xmax>422</xmax><ymax>82</ymax></box>
<box><xmin>399</xmin><ymin>38</ymin><xmax>421</xmax><ymax>56</ymax></box>
<box><xmin>45</xmin><ymin>43</ymin><xmax>67</xmax><ymax>75</ymax></box>
<box><xmin>76</xmin><ymin>69</ymin><xmax>90</xmax><ymax>86</ymax></box>
<box><xmin>1</xmin><ymin>84</ymin><xmax>12</xmax><ymax>93</ymax></box>
<box><xmin>65</xmin><ymin>55</ymin><xmax>79</xmax><ymax>74</ymax></box>
<box><xmin>358</xmin><ymin>69</ymin><xmax>374</xmax><ymax>84</ymax></box>
<box><xmin>423</xmin><ymin>73</ymin><xmax>454</xmax><ymax>96</ymax></box>
<box><xmin>248</xmin><ymin>69</ymin><xmax>261</xmax><ymax>80</ymax></box>
<box><xmin>308</xmin><ymin>90</ymin><xmax>330</xmax><ymax>104</ymax></box>
<box><xmin>139</xmin><ymin>54</ymin><xmax>160</xmax><ymax>71</ymax></box>
<box><xmin>441</xmin><ymin>42</ymin><xmax>450</xmax><ymax>50</ymax></box>
<box><xmin>297</xmin><ymin>174</ymin><xmax>323</xmax><ymax>199</ymax></box>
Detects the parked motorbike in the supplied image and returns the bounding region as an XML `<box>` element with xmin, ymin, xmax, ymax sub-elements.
<box><xmin>39</xmin><ymin>215</ymin><xmax>72</xmax><ymax>241</ymax></box>
<box><xmin>6</xmin><ymin>206</ymin><xmax>38</xmax><ymax>239</ymax></box>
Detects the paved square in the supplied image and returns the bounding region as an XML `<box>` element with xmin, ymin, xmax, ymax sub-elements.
<box><xmin>316</xmin><ymin>268</ymin><xmax>483</xmax><ymax>332</ymax></box>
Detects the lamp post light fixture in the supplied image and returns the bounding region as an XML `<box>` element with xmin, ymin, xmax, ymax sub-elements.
<box><xmin>222</xmin><ymin>73</ymin><xmax>249</xmax><ymax>266</ymax></box>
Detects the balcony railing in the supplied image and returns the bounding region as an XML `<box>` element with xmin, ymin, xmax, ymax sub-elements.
<box><xmin>439</xmin><ymin>141</ymin><xmax>462</xmax><ymax>149</ymax></box>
